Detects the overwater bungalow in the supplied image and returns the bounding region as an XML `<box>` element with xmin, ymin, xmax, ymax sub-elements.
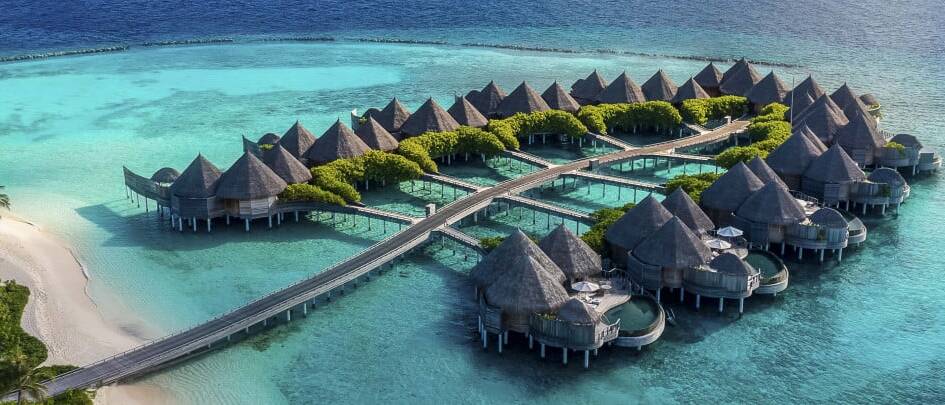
<box><xmin>280</xmin><ymin>121</ymin><xmax>317</xmax><ymax>161</ymax></box>
<box><xmin>694</xmin><ymin>62</ymin><xmax>724</xmax><ymax>97</ymax></box>
<box><xmin>366</xmin><ymin>97</ymin><xmax>412</xmax><ymax>135</ymax></box>
<box><xmin>835</xmin><ymin>111</ymin><xmax>886</xmax><ymax>167</ymax></box>
<box><xmin>355</xmin><ymin>116</ymin><xmax>400</xmax><ymax>151</ymax></box>
<box><xmin>604</xmin><ymin>195</ymin><xmax>673</xmax><ymax>268</ymax></box>
<box><xmin>660</xmin><ymin>188</ymin><xmax>714</xmax><ymax>234</ymax></box>
<box><xmin>538</xmin><ymin>224</ymin><xmax>602</xmax><ymax>283</ymax></box>
<box><xmin>878</xmin><ymin>133</ymin><xmax>943</xmax><ymax>174</ymax></box>
<box><xmin>264</xmin><ymin>144</ymin><xmax>313</xmax><ymax>184</ymax></box>
<box><xmin>670</xmin><ymin>77</ymin><xmax>710</xmax><ymax>104</ymax></box>
<box><xmin>306</xmin><ymin>120</ymin><xmax>371</xmax><ymax>164</ymax></box>
<box><xmin>570</xmin><ymin>70</ymin><xmax>607</xmax><ymax>105</ymax></box>
<box><xmin>850</xmin><ymin>168</ymin><xmax>910</xmax><ymax>214</ymax></box>
<box><xmin>682</xmin><ymin>252</ymin><xmax>760</xmax><ymax>313</ymax></box>
<box><xmin>830</xmin><ymin>83</ymin><xmax>874</xmax><ymax>123</ymax></box>
<box><xmin>447</xmin><ymin>96</ymin><xmax>489</xmax><ymax>128</ymax></box>
<box><xmin>399</xmin><ymin>98</ymin><xmax>460</xmax><ymax>137</ymax></box>
<box><xmin>785</xmin><ymin>207</ymin><xmax>850</xmax><ymax>261</ymax></box>
<box><xmin>169</xmin><ymin>154</ymin><xmax>224</xmax><ymax>231</ymax></box>
<box><xmin>258</xmin><ymin>132</ymin><xmax>281</xmax><ymax>146</ymax></box>
<box><xmin>469</xmin><ymin>230</ymin><xmax>566</xmax><ymax>289</ymax></box>
<box><xmin>150</xmin><ymin>167</ymin><xmax>180</xmax><ymax>185</ymax></box>
<box><xmin>860</xmin><ymin>93</ymin><xmax>880</xmax><ymax>113</ymax></box>
<box><xmin>217</xmin><ymin>152</ymin><xmax>287</xmax><ymax>230</ymax></box>
<box><xmin>596</xmin><ymin>72</ymin><xmax>646</xmax><ymax>104</ymax></box>
<box><xmin>732</xmin><ymin>182</ymin><xmax>807</xmax><ymax>248</ymax></box>
<box><xmin>746</xmin><ymin>156</ymin><xmax>788</xmax><ymax>189</ymax></box>
<box><xmin>699</xmin><ymin>162</ymin><xmax>764</xmax><ymax>225</ymax></box>
<box><xmin>641</xmin><ymin>69</ymin><xmax>678</xmax><ymax>102</ymax></box>
<box><xmin>745</xmin><ymin>71</ymin><xmax>789</xmax><ymax>112</ymax></box>
<box><xmin>791</xmin><ymin>95</ymin><xmax>849</xmax><ymax>144</ymax></box>
<box><xmin>719</xmin><ymin>59</ymin><xmax>761</xmax><ymax>97</ymax></box>
<box><xmin>466</xmin><ymin>81</ymin><xmax>507</xmax><ymax>117</ymax></box>
<box><xmin>801</xmin><ymin>144</ymin><xmax>867</xmax><ymax>207</ymax></box>
<box><xmin>766</xmin><ymin>128</ymin><xmax>826</xmax><ymax>189</ymax></box>
<box><xmin>784</xmin><ymin>75</ymin><xmax>826</xmax><ymax>119</ymax></box>
<box><xmin>541</xmin><ymin>81</ymin><xmax>581</xmax><ymax>113</ymax></box>
<box><xmin>627</xmin><ymin>217</ymin><xmax>713</xmax><ymax>295</ymax></box>
<box><xmin>496</xmin><ymin>81</ymin><xmax>551</xmax><ymax>117</ymax></box>
<box><xmin>481</xmin><ymin>253</ymin><xmax>568</xmax><ymax>338</ymax></box>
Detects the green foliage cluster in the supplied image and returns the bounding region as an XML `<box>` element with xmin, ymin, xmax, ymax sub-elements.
<box><xmin>310</xmin><ymin>162</ymin><xmax>362</xmax><ymax>203</ymax></box>
<box><xmin>750</xmin><ymin>103</ymin><xmax>789</xmax><ymax>124</ymax></box>
<box><xmin>398</xmin><ymin>126</ymin><xmax>506</xmax><ymax>173</ymax></box>
<box><xmin>576</xmin><ymin>101</ymin><xmax>681</xmax><ymax>135</ymax></box>
<box><xmin>715</xmin><ymin>103</ymin><xmax>790</xmax><ymax>169</ymax></box>
<box><xmin>580</xmin><ymin>202</ymin><xmax>636</xmax><ymax>253</ymax></box>
<box><xmin>664</xmin><ymin>172</ymin><xmax>723</xmax><ymax>203</ymax></box>
<box><xmin>307</xmin><ymin>151</ymin><xmax>424</xmax><ymax>204</ymax></box>
<box><xmin>258</xmin><ymin>143</ymin><xmax>274</xmax><ymax>151</ymax></box>
<box><xmin>679</xmin><ymin>96</ymin><xmax>749</xmax><ymax>125</ymax></box>
<box><xmin>279</xmin><ymin>183</ymin><xmax>347</xmax><ymax>206</ymax></box>
<box><xmin>884</xmin><ymin>141</ymin><xmax>906</xmax><ymax>157</ymax></box>
<box><xmin>488</xmin><ymin>110</ymin><xmax>587</xmax><ymax>142</ymax></box>
<box><xmin>716</xmin><ymin>146</ymin><xmax>768</xmax><ymax>169</ymax></box>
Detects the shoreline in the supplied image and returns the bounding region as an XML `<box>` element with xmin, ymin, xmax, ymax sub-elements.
<box><xmin>0</xmin><ymin>213</ymin><xmax>175</xmax><ymax>404</ymax></box>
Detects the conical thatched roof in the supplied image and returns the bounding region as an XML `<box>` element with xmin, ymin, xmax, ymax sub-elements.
<box><xmin>307</xmin><ymin>120</ymin><xmax>371</xmax><ymax>164</ymax></box>
<box><xmin>796</xmin><ymin>125</ymin><xmax>828</xmax><ymax>152</ymax></box>
<box><xmin>641</xmin><ymin>70</ymin><xmax>678</xmax><ymax>102</ymax></box>
<box><xmin>538</xmin><ymin>224</ymin><xmax>602</xmax><ymax>281</ymax></box>
<box><xmin>466</xmin><ymin>81</ymin><xmax>507</xmax><ymax>117</ymax></box>
<box><xmin>700</xmin><ymin>162</ymin><xmax>764</xmax><ymax>212</ymax></box>
<box><xmin>150</xmin><ymin>167</ymin><xmax>180</xmax><ymax>184</ymax></box>
<box><xmin>889</xmin><ymin>133</ymin><xmax>921</xmax><ymax>148</ymax></box>
<box><xmin>661</xmin><ymin>188</ymin><xmax>714</xmax><ymax>233</ymax></box>
<box><xmin>721</xmin><ymin>59</ymin><xmax>749</xmax><ymax>85</ymax></box>
<box><xmin>243</xmin><ymin>136</ymin><xmax>262</xmax><ymax>157</ymax></box>
<box><xmin>694</xmin><ymin>62</ymin><xmax>724</xmax><ymax>89</ymax></box>
<box><xmin>745</xmin><ymin>71</ymin><xmax>789</xmax><ymax>106</ymax></box>
<box><xmin>786</xmin><ymin>92</ymin><xmax>816</xmax><ymax>123</ymax></box>
<box><xmin>216</xmin><ymin>152</ymin><xmax>287</xmax><ymax>199</ymax></box>
<box><xmin>836</xmin><ymin>111</ymin><xmax>885</xmax><ymax>152</ymax></box>
<box><xmin>604</xmin><ymin>195</ymin><xmax>673</xmax><ymax>251</ymax></box>
<box><xmin>258</xmin><ymin>132</ymin><xmax>281</xmax><ymax>145</ymax></box>
<box><xmin>766</xmin><ymin>130</ymin><xmax>825</xmax><ymax>176</ymax></box>
<box><xmin>264</xmin><ymin>144</ymin><xmax>313</xmax><ymax>184</ymax></box>
<box><xmin>570</xmin><ymin>70</ymin><xmax>607</xmax><ymax>102</ymax></box>
<box><xmin>719</xmin><ymin>61</ymin><xmax>762</xmax><ymax>96</ymax></box>
<box><xmin>792</xmin><ymin>95</ymin><xmax>849</xmax><ymax>143</ymax></box>
<box><xmin>368</xmin><ymin>98</ymin><xmax>412</xmax><ymax>133</ymax></box>
<box><xmin>633</xmin><ymin>217</ymin><xmax>712</xmax><ymax>268</ymax></box>
<box><xmin>557</xmin><ymin>298</ymin><xmax>600</xmax><ymax>324</ymax></box>
<box><xmin>355</xmin><ymin>116</ymin><xmax>400</xmax><ymax>151</ymax></box>
<box><xmin>868</xmin><ymin>167</ymin><xmax>906</xmax><ymax>188</ymax></box>
<box><xmin>735</xmin><ymin>182</ymin><xmax>806</xmax><ymax>225</ymax></box>
<box><xmin>596</xmin><ymin>72</ymin><xmax>646</xmax><ymax>104</ymax></box>
<box><xmin>541</xmin><ymin>81</ymin><xmax>581</xmax><ymax>113</ymax></box>
<box><xmin>747</xmin><ymin>156</ymin><xmax>788</xmax><ymax>189</ymax></box>
<box><xmin>809</xmin><ymin>207</ymin><xmax>848</xmax><ymax>228</ymax></box>
<box><xmin>785</xmin><ymin>75</ymin><xmax>826</xmax><ymax>116</ymax></box>
<box><xmin>484</xmin><ymin>255</ymin><xmax>569</xmax><ymax>316</ymax></box>
<box><xmin>171</xmin><ymin>154</ymin><xmax>222</xmax><ymax>198</ymax></box>
<box><xmin>803</xmin><ymin>144</ymin><xmax>866</xmax><ymax>183</ymax></box>
<box><xmin>830</xmin><ymin>83</ymin><xmax>871</xmax><ymax>121</ymax></box>
<box><xmin>399</xmin><ymin>98</ymin><xmax>460</xmax><ymax>136</ymax></box>
<box><xmin>671</xmin><ymin>77</ymin><xmax>710</xmax><ymax>103</ymax></box>
<box><xmin>496</xmin><ymin>81</ymin><xmax>551</xmax><ymax>117</ymax></box>
<box><xmin>280</xmin><ymin>121</ymin><xmax>317</xmax><ymax>159</ymax></box>
<box><xmin>469</xmin><ymin>229</ymin><xmax>566</xmax><ymax>287</ymax></box>
<box><xmin>709</xmin><ymin>252</ymin><xmax>757</xmax><ymax>276</ymax></box>
<box><xmin>447</xmin><ymin>96</ymin><xmax>488</xmax><ymax>128</ymax></box>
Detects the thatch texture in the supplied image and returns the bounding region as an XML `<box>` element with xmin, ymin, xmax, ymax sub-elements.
<box><xmin>836</xmin><ymin>112</ymin><xmax>885</xmax><ymax>151</ymax></box>
<box><xmin>784</xmin><ymin>75</ymin><xmax>826</xmax><ymax>117</ymax></box>
<box><xmin>570</xmin><ymin>70</ymin><xmax>607</xmax><ymax>102</ymax></box>
<box><xmin>596</xmin><ymin>72</ymin><xmax>646</xmax><ymax>104</ymax></box>
<box><xmin>694</xmin><ymin>62</ymin><xmax>724</xmax><ymax>90</ymax></box>
<box><xmin>469</xmin><ymin>229</ymin><xmax>566</xmax><ymax>287</ymax></box>
<box><xmin>447</xmin><ymin>96</ymin><xmax>489</xmax><ymax>128</ymax></box>
<box><xmin>541</xmin><ymin>81</ymin><xmax>581</xmax><ymax>113</ymax></box>
<box><xmin>496</xmin><ymin>81</ymin><xmax>551</xmax><ymax>117</ymax></box>
<box><xmin>745</xmin><ymin>71</ymin><xmax>789</xmax><ymax>106</ymax></box>
<box><xmin>671</xmin><ymin>78</ymin><xmax>710</xmax><ymax>103</ymax></box>
<box><xmin>803</xmin><ymin>144</ymin><xmax>867</xmax><ymax>183</ymax></box>
<box><xmin>766</xmin><ymin>129</ymin><xmax>825</xmax><ymax>176</ymax></box>
<box><xmin>661</xmin><ymin>188</ymin><xmax>714</xmax><ymax>233</ymax></box>
<box><xmin>258</xmin><ymin>132</ymin><xmax>281</xmax><ymax>145</ymax></box>
<box><xmin>633</xmin><ymin>217</ymin><xmax>712</xmax><ymax>268</ymax></box>
<box><xmin>809</xmin><ymin>207</ymin><xmax>848</xmax><ymax>228</ymax></box>
<box><xmin>538</xmin><ymin>224</ymin><xmax>602</xmax><ymax>281</ymax></box>
<box><xmin>484</xmin><ymin>255</ymin><xmax>569</xmax><ymax>317</ymax></box>
<box><xmin>264</xmin><ymin>144</ymin><xmax>313</xmax><ymax>184</ymax></box>
<box><xmin>604</xmin><ymin>195</ymin><xmax>673</xmax><ymax>251</ymax></box>
<box><xmin>797</xmin><ymin>125</ymin><xmax>828</xmax><ymax>152</ymax></box>
<box><xmin>889</xmin><ymin>133</ymin><xmax>921</xmax><ymax>148</ymax></box>
<box><xmin>719</xmin><ymin>60</ymin><xmax>761</xmax><ymax>96</ymax></box>
<box><xmin>216</xmin><ymin>152</ymin><xmax>287</xmax><ymax>200</ymax></box>
<box><xmin>860</xmin><ymin>93</ymin><xmax>879</xmax><ymax>107</ymax></box>
<box><xmin>720</xmin><ymin>59</ymin><xmax>749</xmax><ymax>85</ymax></box>
<box><xmin>557</xmin><ymin>298</ymin><xmax>600</xmax><ymax>324</ymax></box>
<box><xmin>400</xmin><ymin>98</ymin><xmax>460</xmax><ymax>136</ymax></box>
<box><xmin>307</xmin><ymin>120</ymin><xmax>371</xmax><ymax>164</ymax></box>
<box><xmin>355</xmin><ymin>116</ymin><xmax>400</xmax><ymax>151</ymax></box>
<box><xmin>830</xmin><ymin>83</ymin><xmax>871</xmax><ymax>122</ymax></box>
<box><xmin>367</xmin><ymin>98</ymin><xmax>412</xmax><ymax>133</ymax></box>
<box><xmin>466</xmin><ymin>81</ymin><xmax>507</xmax><ymax>117</ymax></box>
<box><xmin>700</xmin><ymin>162</ymin><xmax>764</xmax><ymax>212</ymax></box>
<box><xmin>280</xmin><ymin>121</ymin><xmax>317</xmax><ymax>159</ymax></box>
<box><xmin>747</xmin><ymin>156</ymin><xmax>788</xmax><ymax>189</ymax></box>
<box><xmin>735</xmin><ymin>182</ymin><xmax>806</xmax><ymax>225</ymax></box>
<box><xmin>791</xmin><ymin>95</ymin><xmax>849</xmax><ymax>143</ymax></box>
<box><xmin>868</xmin><ymin>167</ymin><xmax>906</xmax><ymax>189</ymax></box>
<box><xmin>243</xmin><ymin>136</ymin><xmax>262</xmax><ymax>157</ymax></box>
<box><xmin>709</xmin><ymin>252</ymin><xmax>757</xmax><ymax>275</ymax></box>
<box><xmin>641</xmin><ymin>70</ymin><xmax>678</xmax><ymax>102</ymax></box>
<box><xmin>171</xmin><ymin>154</ymin><xmax>222</xmax><ymax>198</ymax></box>
<box><xmin>150</xmin><ymin>167</ymin><xmax>180</xmax><ymax>184</ymax></box>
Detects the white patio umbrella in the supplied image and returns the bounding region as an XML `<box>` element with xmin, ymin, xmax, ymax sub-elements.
<box><xmin>705</xmin><ymin>238</ymin><xmax>732</xmax><ymax>250</ymax></box>
<box><xmin>717</xmin><ymin>226</ymin><xmax>743</xmax><ymax>238</ymax></box>
<box><xmin>571</xmin><ymin>281</ymin><xmax>600</xmax><ymax>293</ymax></box>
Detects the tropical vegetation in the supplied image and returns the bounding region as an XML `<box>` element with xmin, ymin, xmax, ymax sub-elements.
<box><xmin>580</xmin><ymin>202</ymin><xmax>636</xmax><ymax>253</ymax></box>
<box><xmin>576</xmin><ymin>101</ymin><xmax>681</xmax><ymax>135</ymax></box>
<box><xmin>678</xmin><ymin>96</ymin><xmax>748</xmax><ymax>125</ymax></box>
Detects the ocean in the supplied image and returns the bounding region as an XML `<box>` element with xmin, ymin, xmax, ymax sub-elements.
<box><xmin>0</xmin><ymin>1</ymin><xmax>943</xmax><ymax>403</ymax></box>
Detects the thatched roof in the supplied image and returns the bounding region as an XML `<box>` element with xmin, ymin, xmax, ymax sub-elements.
<box><xmin>766</xmin><ymin>129</ymin><xmax>825</xmax><ymax>176</ymax></box>
<box><xmin>307</xmin><ymin>120</ymin><xmax>371</xmax><ymax>164</ymax></box>
<box><xmin>735</xmin><ymin>182</ymin><xmax>806</xmax><ymax>225</ymax></box>
<box><xmin>258</xmin><ymin>132</ymin><xmax>281</xmax><ymax>145</ymax></box>
<box><xmin>745</xmin><ymin>71</ymin><xmax>789</xmax><ymax>106</ymax></box>
<box><xmin>641</xmin><ymin>70</ymin><xmax>678</xmax><ymax>102</ymax></box>
<box><xmin>792</xmin><ymin>95</ymin><xmax>849</xmax><ymax>143</ymax></box>
<box><xmin>171</xmin><ymin>154</ymin><xmax>222</xmax><ymax>198</ymax></box>
<box><xmin>399</xmin><ymin>98</ymin><xmax>460</xmax><ymax>136</ymax></box>
<box><xmin>355</xmin><ymin>116</ymin><xmax>400</xmax><ymax>151</ymax></box>
<box><xmin>747</xmin><ymin>156</ymin><xmax>788</xmax><ymax>189</ymax></box>
<box><xmin>694</xmin><ymin>62</ymin><xmax>724</xmax><ymax>89</ymax></box>
<box><xmin>803</xmin><ymin>144</ymin><xmax>866</xmax><ymax>183</ymax></box>
<box><xmin>719</xmin><ymin>60</ymin><xmax>762</xmax><ymax>96</ymax></box>
<box><xmin>596</xmin><ymin>72</ymin><xmax>646</xmax><ymax>104</ymax></box>
<box><xmin>557</xmin><ymin>298</ymin><xmax>600</xmax><ymax>324</ymax></box>
<box><xmin>264</xmin><ymin>144</ymin><xmax>313</xmax><ymax>184</ymax></box>
<box><xmin>785</xmin><ymin>92</ymin><xmax>816</xmax><ymax>123</ymax></box>
<box><xmin>150</xmin><ymin>167</ymin><xmax>180</xmax><ymax>184</ymax></box>
<box><xmin>604</xmin><ymin>195</ymin><xmax>673</xmax><ymax>251</ymax></box>
<box><xmin>671</xmin><ymin>77</ymin><xmax>711</xmax><ymax>103</ymax></box>
<box><xmin>280</xmin><ymin>121</ymin><xmax>317</xmax><ymax>159</ymax></box>
<box><xmin>633</xmin><ymin>217</ymin><xmax>712</xmax><ymax>268</ymax></box>
<box><xmin>484</xmin><ymin>255</ymin><xmax>569</xmax><ymax>317</ymax></box>
<box><xmin>538</xmin><ymin>224</ymin><xmax>602</xmax><ymax>280</ymax></box>
<box><xmin>809</xmin><ymin>207</ymin><xmax>848</xmax><ymax>228</ymax></box>
<box><xmin>721</xmin><ymin>59</ymin><xmax>749</xmax><ymax>85</ymax></box>
<box><xmin>661</xmin><ymin>188</ymin><xmax>714</xmax><ymax>233</ymax></box>
<box><xmin>709</xmin><ymin>253</ymin><xmax>757</xmax><ymax>276</ymax></box>
<box><xmin>700</xmin><ymin>162</ymin><xmax>764</xmax><ymax>212</ymax></box>
<box><xmin>860</xmin><ymin>93</ymin><xmax>879</xmax><ymax>107</ymax></box>
<box><xmin>868</xmin><ymin>167</ymin><xmax>906</xmax><ymax>188</ymax></box>
<box><xmin>469</xmin><ymin>229</ymin><xmax>566</xmax><ymax>287</ymax></box>
<box><xmin>496</xmin><ymin>81</ymin><xmax>551</xmax><ymax>117</ymax></box>
<box><xmin>216</xmin><ymin>152</ymin><xmax>287</xmax><ymax>200</ymax></box>
<box><xmin>797</xmin><ymin>125</ymin><xmax>828</xmax><ymax>152</ymax></box>
<box><xmin>836</xmin><ymin>111</ymin><xmax>885</xmax><ymax>152</ymax></box>
<box><xmin>889</xmin><ymin>133</ymin><xmax>921</xmax><ymax>148</ymax></box>
<box><xmin>243</xmin><ymin>136</ymin><xmax>262</xmax><ymax>157</ymax></box>
<box><xmin>466</xmin><ymin>81</ymin><xmax>507</xmax><ymax>117</ymax></box>
<box><xmin>541</xmin><ymin>81</ymin><xmax>581</xmax><ymax>113</ymax></box>
<box><xmin>570</xmin><ymin>70</ymin><xmax>607</xmax><ymax>101</ymax></box>
<box><xmin>785</xmin><ymin>75</ymin><xmax>825</xmax><ymax>117</ymax></box>
<box><xmin>447</xmin><ymin>96</ymin><xmax>489</xmax><ymax>128</ymax></box>
<box><xmin>367</xmin><ymin>98</ymin><xmax>412</xmax><ymax>133</ymax></box>
<box><xmin>830</xmin><ymin>83</ymin><xmax>870</xmax><ymax>120</ymax></box>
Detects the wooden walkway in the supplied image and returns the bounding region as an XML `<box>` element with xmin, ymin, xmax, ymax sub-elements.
<box><xmin>495</xmin><ymin>195</ymin><xmax>592</xmax><ymax>223</ymax></box>
<box><xmin>421</xmin><ymin>173</ymin><xmax>486</xmax><ymax>192</ymax></box>
<box><xmin>562</xmin><ymin>171</ymin><xmax>665</xmax><ymax>193</ymax></box>
<box><xmin>4</xmin><ymin>119</ymin><xmax>748</xmax><ymax>401</ymax></box>
<box><xmin>434</xmin><ymin>227</ymin><xmax>485</xmax><ymax>254</ymax></box>
<box><xmin>587</xmin><ymin>133</ymin><xmax>633</xmax><ymax>150</ymax></box>
<box><xmin>503</xmin><ymin>150</ymin><xmax>556</xmax><ymax>168</ymax></box>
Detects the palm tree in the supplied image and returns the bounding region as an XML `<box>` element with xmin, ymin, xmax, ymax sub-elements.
<box><xmin>9</xmin><ymin>351</ymin><xmax>48</xmax><ymax>405</ymax></box>
<box><xmin>0</xmin><ymin>186</ymin><xmax>9</xmax><ymax>210</ymax></box>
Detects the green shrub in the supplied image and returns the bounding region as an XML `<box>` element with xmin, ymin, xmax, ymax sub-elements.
<box><xmin>580</xmin><ymin>202</ymin><xmax>636</xmax><ymax>253</ymax></box>
<box><xmin>748</xmin><ymin>120</ymin><xmax>791</xmax><ymax>143</ymax></box>
<box><xmin>679</xmin><ymin>96</ymin><xmax>748</xmax><ymax>125</ymax></box>
<box><xmin>310</xmin><ymin>165</ymin><xmax>361</xmax><ymax>203</ymax></box>
<box><xmin>665</xmin><ymin>172</ymin><xmax>722</xmax><ymax>203</ymax></box>
<box><xmin>397</xmin><ymin>126</ymin><xmax>508</xmax><ymax>173</ymax></box>
<box><xmin>576</xmin><ymin>101</ymin><xmax>682</xmax><ymax>135</ymax></box>
<box><xmin>885</xmin><ymin>141</ymin><xmax>906</xmax><ymax>157</ymax></box>
<box><xmin>279</xmin><ymin>183</ymin><xmax>347</xmax><ymax>206</ymax></box>
<box><xmin>488</xmin><ymin>110</ymin><xmax>586</xmax><ymax>143</ymax></box>
<box><xmin>716</xmin><ymin>146</ymin><xmax>767</xmax><ymax>169</ymax></box>
<box><xmin>361</xmin><ymin>150</ymin><xmax>424</xmax><ymax>183</ymax></box>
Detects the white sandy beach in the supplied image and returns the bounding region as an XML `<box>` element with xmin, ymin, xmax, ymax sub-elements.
<box><xmin>0</xmin><ymin>214</ymin><xmax>177</xmax><ymax>404</ymax></box>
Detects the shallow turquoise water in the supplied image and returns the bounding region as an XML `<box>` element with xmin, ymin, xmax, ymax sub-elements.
<box><xmin>0</xmin><ymin>38</ymin><xmax>943</xmax><ymax>404</ymax></box>
<box><xmin>600</xmin><ymin>157</ymin><xmax>725</xmax><ymax>185</ymax></box>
